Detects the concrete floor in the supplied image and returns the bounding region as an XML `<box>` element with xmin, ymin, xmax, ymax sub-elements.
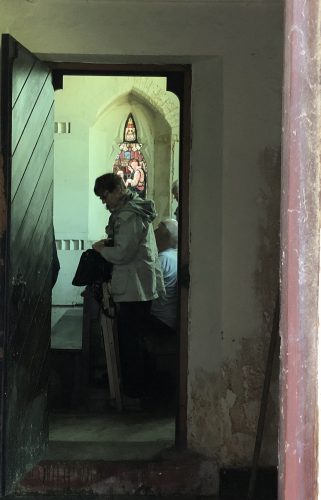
<box><xmin>49</xmin><ymin>306</ymin><xmax>175</xmax><ymax>461</ymax></box>
<box><xmin>13</xmin><ymin>309</ymin><xmax>275</xmax><ymax>499</ymax></box>
<box><xmin>51</xmin><ymin>306</ymin><xmax>83</xmax><ymax>349</ymax></box>
<box><xmin>47</xmin><ymin>412</ymin><xmax>175</xmax><ymax>460</ymax></box>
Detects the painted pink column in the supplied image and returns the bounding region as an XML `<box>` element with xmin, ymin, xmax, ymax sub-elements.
<box><xmin>279</xmin><ymin>1</ymin><xmax>320</xmax><ymax>499</ymax></box>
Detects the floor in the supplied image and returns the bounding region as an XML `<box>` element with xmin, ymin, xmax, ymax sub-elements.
<box><xmin>42</xmin><ymin>308</ymin><xmax>277</xmax><ymax>500</ymax></box>
<box><xmin>9</xmin><ymin>497</ymin><xmax>219</xmax><ymax>500</ymax></box>
<box><xmin>51</xmin><ymin>306</ymin><xmax>83</xmax><ymax>349</ymax></box>
<box><xmin>49</xmin><ymin>306</ymin><xmax>175</xmax><ymax>461</ymax></box>
<box><xmin>47</xmin><ymin>411</ymin><xmax>175</xmax><ymax>461</ymax></box>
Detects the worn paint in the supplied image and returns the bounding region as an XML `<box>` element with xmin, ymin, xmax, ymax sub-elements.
<box><xmin>189</xmin><ymin>146</ymin><xmax>281</xmax><ymax>465</ymax></box>
<box><xmin>279</xmin><ymin>0</ymin><xmax>320</xmax><ymax>498</ymax></box>
<box><xmin>17</xmin><ymin>456</ymin><xmax>218</xmax><ymax>496</ymax></box>
<box><xmin>189</xmin><ymin>333</ymin><xmax>279</xmax><ymax>466</ymax></box>
<box><xmin>254</xmin><ymin>146</ymin><xmax>281</xmax><ymax>314</ymax></box>
<box><xmin>253</xmin><ymin>145</ymin><xmax>281</xmax><ymax>462</ymax></box>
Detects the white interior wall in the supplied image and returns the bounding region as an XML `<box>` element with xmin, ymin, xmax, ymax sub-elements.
<box><xmin>52</xmin><ymin>76</ymin><xmax>178</xmax><ymax>305</ymax></box>
<box><xmin>88</xmin><ymin>95</ymin><xmax>157</xmax><ymax>241</ymax></box>
<box><xmin>0</xmin><ymin>0</ymin><xmax>283</xmax><ymax>465</ymax></box>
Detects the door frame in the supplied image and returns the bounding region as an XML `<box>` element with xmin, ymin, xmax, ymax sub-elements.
<box><xmin>279</xmin><ymin>0</ymin><xmax>320</xmax><ymax>498</ymax></box>
<box><xmin>49</xmin><ymin>61</ymin><xmax>192</xmax><ymax>449</ymax></box>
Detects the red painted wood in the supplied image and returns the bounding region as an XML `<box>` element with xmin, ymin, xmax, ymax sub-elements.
<box><xmin>279</xmin><ymin>1</ymin><xmax>320</xmax><ymax>499</ymax></box>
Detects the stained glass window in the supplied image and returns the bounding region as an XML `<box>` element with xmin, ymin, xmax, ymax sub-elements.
<box><xmin>113</xmin><ymin>113</ymin><xmax>147</xmax><ymax>198</ymax></box>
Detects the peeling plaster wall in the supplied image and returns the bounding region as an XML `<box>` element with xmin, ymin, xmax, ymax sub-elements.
<box><xmin>0</xmin><ymin>0</ymin><xmax>283</xmax><ymax>465</ymax></box>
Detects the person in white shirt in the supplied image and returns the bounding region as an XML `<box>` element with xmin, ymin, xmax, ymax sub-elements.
<box><xmin>143</xmin><ymin>218</ymin><xmax>178</xmax><ymax>404</ymax></box>
<box><xmin>150</xmin><ymin>218</ymin><xmax>178</xmax><ymax>335</ymax></box>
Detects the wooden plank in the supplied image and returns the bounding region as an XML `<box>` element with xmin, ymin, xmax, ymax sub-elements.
<box><xmin>12</xmin><ymin>60</ymin><xmax>49</xmax><ymax>153</ymax></box>
<box><xmin>12</xmin><ymin>48</ymin><xmax>36</xmax><ymax>107</ymax></box>
<box><xmin>28</xmin><ymin>295</ymin><xmax>52</xmax><ymax>400</ymax></box>
<box><xmin>10</xmin><ymin>109</ymin><xmax>53</xmax><ymax>243</ymax></box>
<box><xmin>9</xmin><ymin>188</ymin><xmax>53</xmax><ymax>355</ymax></box>
<box><xmin>11</xmin><ymin>76</ymin><xmax>53</xmax><ymax>199</ymax></box>
<box><xmin>0</xmin><ymin>33</ymin><xmax>13</xmax><ymax>496</ymax></box>
<box><xmin>9</xmin><ymin>217</ymin><xmax>52</xmax><ymax>354</ymax></box>
<box><xmin>13</xmin><ymin>222</ymin><xmax>52</xmax><ymax>358</ymax></box>
<box><xmin>16</xmin><ymin>267</ymin><xmax>52</xmax><ymax>401</ymax></box>
<box><xmin>11</xmin><ymin>181</ymin><xmax>53</xmax><ymax>278</ymax></box>
<box><xmin>175</xmin><ymin>66</ymin><xmax>191</xmax><ymax>449</ymax></box>
<box><xmin>11</xmin><ymin>146</ymin><xmax>53</xmax><ymax>250</ymax></box>
<box><xmin>6</xmin><ymin>264</ymin><xmax>52</xmax><ymax>399</ymax></box>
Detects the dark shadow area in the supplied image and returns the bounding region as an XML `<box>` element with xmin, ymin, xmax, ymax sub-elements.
<box><xmin>219</xmin><ymin>467</ymin><xmax>277</xmax><ymax>500</ymax></box>
<box><xmin>8</xmin><ymin>496</ymin><xmax>219</xmax><ymax>500</ymax></box>
<box><xmin>48</xmin><ymin>301</ymin><xmax>176</xmax><ymax>461</ymax></box>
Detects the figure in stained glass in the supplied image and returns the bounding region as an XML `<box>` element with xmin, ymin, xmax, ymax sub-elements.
<box><xmin>113</xmin><ymin>114</ymin><xmax>147</xmax><ymax>198</ymax></box>
<box><xmin>124</xmin><ymin>114</ymin><xmax>137</xmax><ymax>142</ymax></box>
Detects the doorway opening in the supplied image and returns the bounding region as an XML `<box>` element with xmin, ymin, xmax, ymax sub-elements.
<box><xmin>48</xmin><ymin>74</ymin><xmax>182</xmax><ymax>461</ymax></box>
<box><xmin>1</xmin><ymin>35</ymin><xmax>191</xmax><ymax>492</ymax></box>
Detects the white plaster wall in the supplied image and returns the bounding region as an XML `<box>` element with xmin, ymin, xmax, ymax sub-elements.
<box><xmin>0</xmin><ymin>0</ymin><xmax>283</xmax><ymax>466</ymax></box>
<box><xmin>52</xmin><ymin>75</ymin><xmax>178</xmax><ymax>304</ymax></box>
<box><xmin>88</xmin><ymin>93</ymin><xmax>157</xmax><ymax>240</ymax></box>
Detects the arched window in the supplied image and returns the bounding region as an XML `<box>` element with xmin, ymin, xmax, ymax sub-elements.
<box><xmin>113</xmin><ymin>113</ymin><xmax>147</xmax><ymax>198</ymax></box>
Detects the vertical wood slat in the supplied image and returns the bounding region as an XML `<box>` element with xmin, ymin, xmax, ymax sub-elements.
<box><xmin>11</xmin><ymin>75</ymin><xmax>53</xmax><ymax>200</ymax></box>
<box><xmin>11</xmin><ymin>146</ymin><xmax>53</xmax><ymax>251</ymax></box>
<box><xmin>12</xmin><ymin>60</ymin><xmax>50</xmax><ymax>153</ymax></box>
<box><xmin>10</xmin><ymin>187</ymin><xmax>53</xmax><ymax>356</ymax></box>
<box><xmin>10</xmin><ymin>108</ymin><xmax>54</xmax><ymax>243</ymax></box>
<box><xmin>8</xmin><ymin>240</ymin><xmax>52</xmax><ymax>389</ymax></box>
<box><xmin>12</xmin><ymin>48</ymin><xmax>36</xmax><ymax>107</ymax></box>
<box><xmin>0</xmin><ymin>33</ymin><xmax>15</xmax><ymax>498</ymax></box>
<box><xmin>172</xmin><ymin>68</ymin><xmax>191</xmax><ymax>450</ymax></box>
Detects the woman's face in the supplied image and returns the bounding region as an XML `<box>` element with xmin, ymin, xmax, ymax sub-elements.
<box><xmin>99</xmin><ymin>186</ymin><xmax>123</xmax><ymax>211</ymax></box>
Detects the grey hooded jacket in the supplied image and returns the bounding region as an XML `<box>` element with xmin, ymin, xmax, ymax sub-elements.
<box><xmin>100</xmin><ymin>192</ymin><xmax>165</xmax><ymax>302</ymax></box>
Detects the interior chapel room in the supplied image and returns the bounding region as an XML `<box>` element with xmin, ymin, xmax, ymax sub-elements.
<box><xmin>49</xmin><ymin>75</ymin><xmax>180</xmax><ymax>461</ymax></box>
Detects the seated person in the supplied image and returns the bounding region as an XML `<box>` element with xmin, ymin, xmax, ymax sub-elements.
<box><xmin>149</xmin><ymin>218</ymin><xmax>178</xmax><ymax>335</ymax></box>
<box><xmin>143</xmin><ymin>218</ymin><xmax>178</xmax><ymax>403</ymax></box>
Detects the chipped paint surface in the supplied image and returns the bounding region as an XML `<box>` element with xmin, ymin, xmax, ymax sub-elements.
<box><xmin>188</xmin><ymin>147</ymin><xmax>280</xmax><ymax>466</ymax></box>
<box><xmin>17</xmin><ymin>456</ymin><xmax>219</xmax><ymax>496</ymax></box>
<box><xmin>189</xmin><ymin>340</ymin><xmax>279</xmax><ymax>465</ymax></box>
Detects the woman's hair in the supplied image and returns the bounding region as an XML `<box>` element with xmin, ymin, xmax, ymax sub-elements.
<box><xmin>94</xmin><ymin>173</ymin><xmax>125</xmax><ymax>196</ymax></box>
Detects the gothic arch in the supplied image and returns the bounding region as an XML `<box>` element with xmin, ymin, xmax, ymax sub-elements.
<box><xmin>94</xmin><ymin>82</ymin><xmax>180</xmax><ymax>137</ymax></box>
<box><xmin>88</xmin><ymin>82</ymin><xmax>179</xmax><ymax>237</ymax></box>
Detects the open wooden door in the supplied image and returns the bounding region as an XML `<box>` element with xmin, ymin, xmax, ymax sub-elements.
<box><xmin>0</xmin><ymin>34</ymin><xmax>54</xmax><ymax>494</ymax></box>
